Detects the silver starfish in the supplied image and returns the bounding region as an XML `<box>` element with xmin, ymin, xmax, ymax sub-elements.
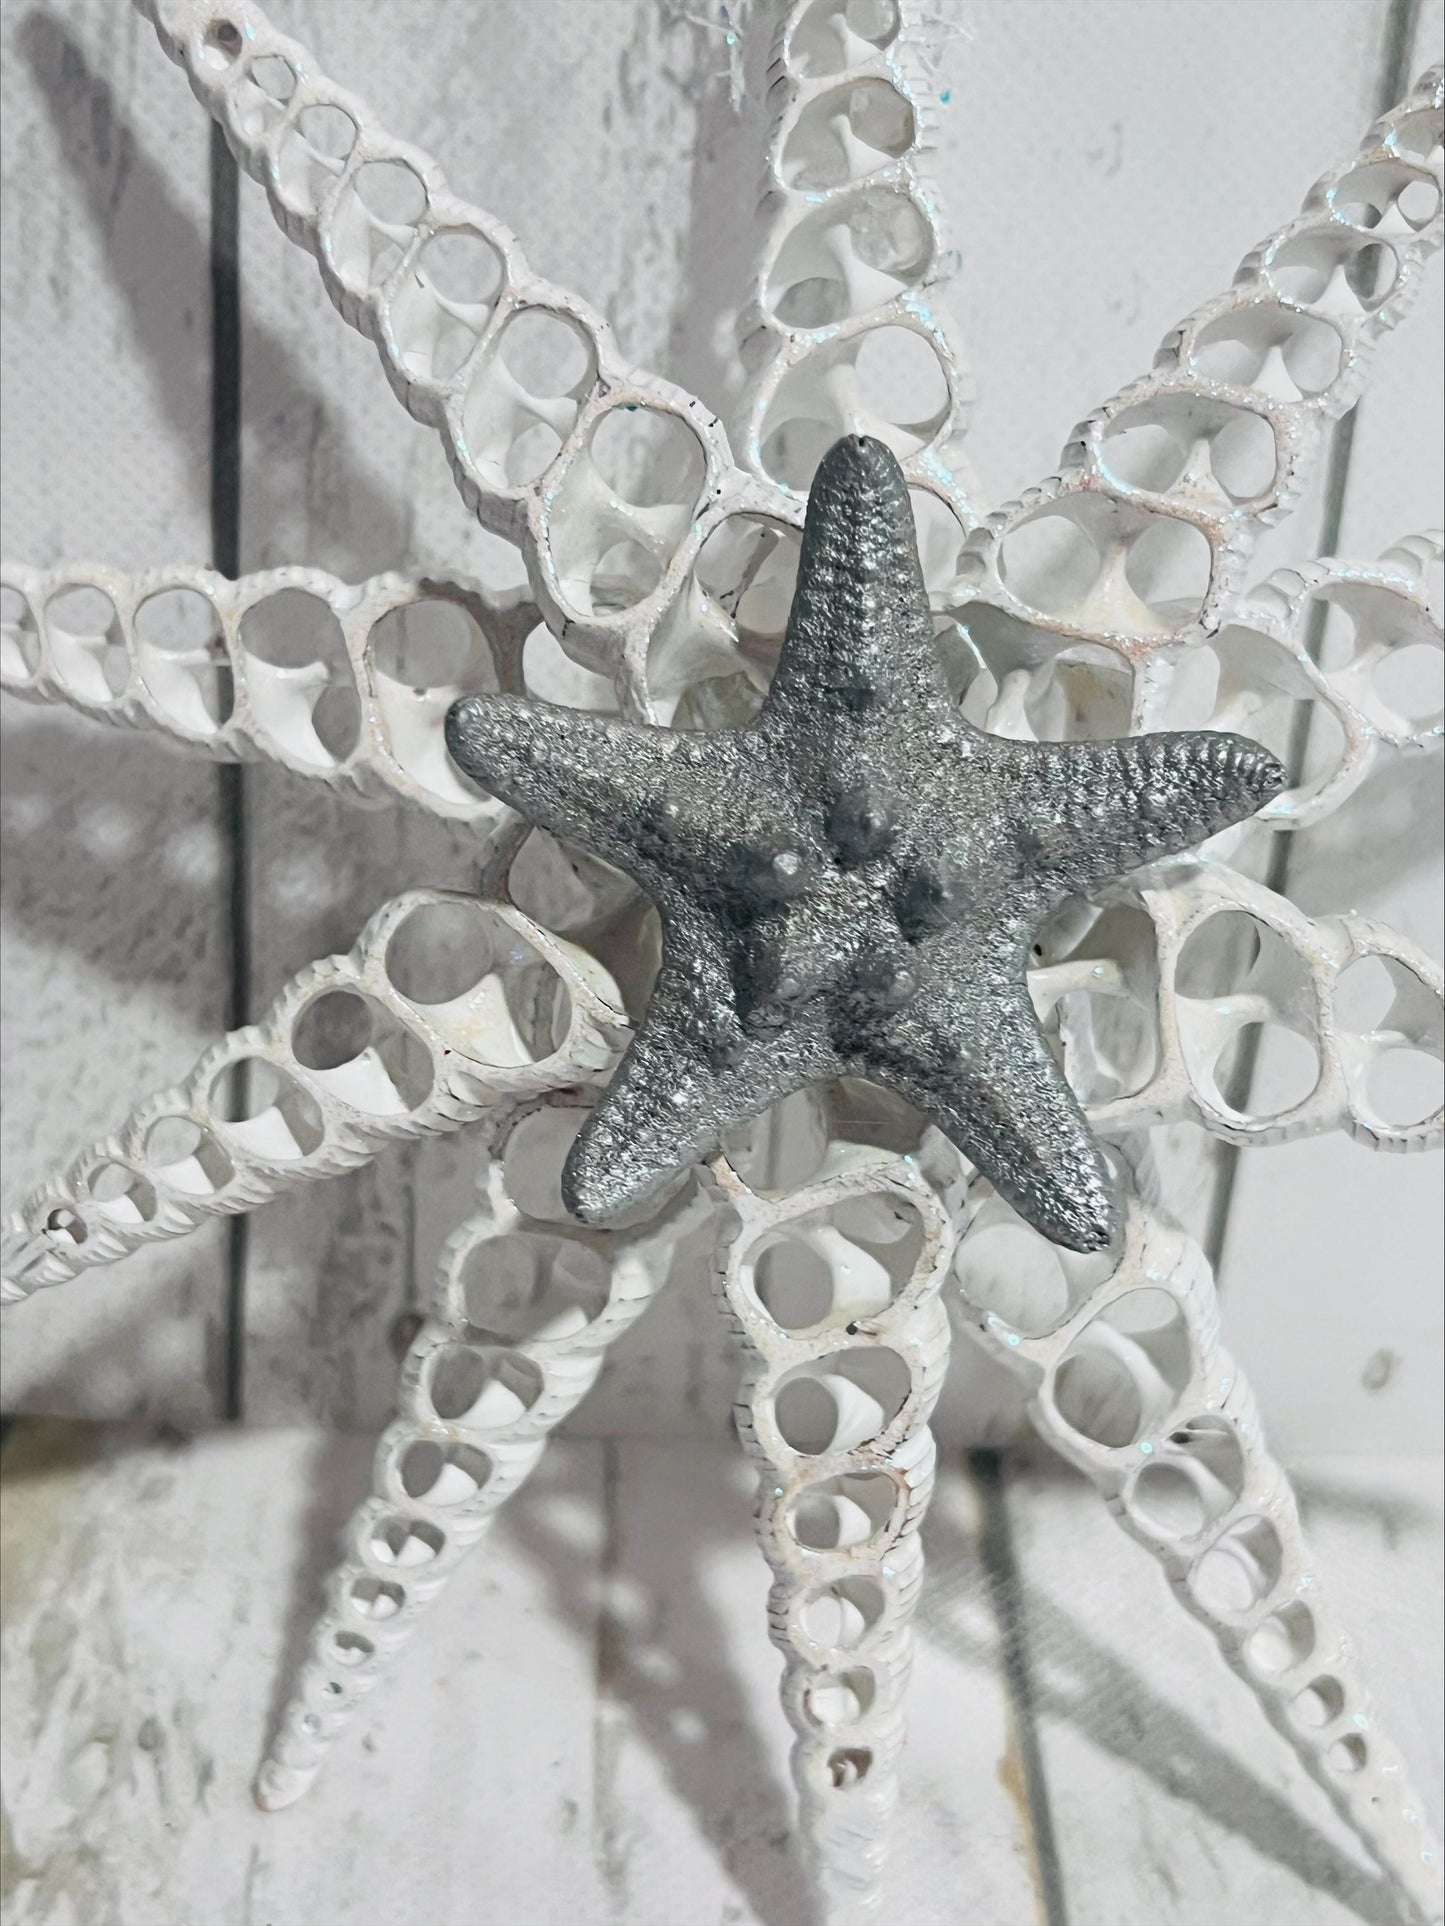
<box><xmin>446</xmin><ymin>435</ymin><xmax>1284</xmax><ymax>1248</ymax></box>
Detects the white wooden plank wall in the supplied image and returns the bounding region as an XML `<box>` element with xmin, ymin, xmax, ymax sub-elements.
<box><xmin>1</xmin><ymin>0</ymin><xmax>1441</xmax><ymax>1449</ymax></box>
<box><xmin>0</xmin><ymin>0</ymin><xmax>232</xmax><ymax>1422</ymax></box>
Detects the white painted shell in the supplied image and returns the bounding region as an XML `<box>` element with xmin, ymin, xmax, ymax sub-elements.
<box><xmin>0</xmin><ymin>2</ymin><xmax>1441</xmax><ymax>1921</ymax></box>
<box><xmin>0</xmin><ymin>563</ymin><xmax>538</xmax><ymax>818</ymax></box>
<box><xmin>256</xmin><ymin>1091</ymin><xmax>709</xmax><ymax>1811</ymax></box>
<box><xmin>1</xmin><ymin>888</ymin><xmax>625</xmax><ymax>1299</ymax></box>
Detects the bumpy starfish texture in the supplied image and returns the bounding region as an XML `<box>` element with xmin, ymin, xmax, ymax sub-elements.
<box><xmin>446</xmin><ymin>435</ymin><xmax>1285</xmax><ymax>1249</ymax></box>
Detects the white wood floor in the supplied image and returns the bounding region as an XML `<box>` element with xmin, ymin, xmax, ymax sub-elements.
<box><xmin>1</xmin><ymin>1422</ymin><xmax>1439</xmax><ymax>1926</ymax></box>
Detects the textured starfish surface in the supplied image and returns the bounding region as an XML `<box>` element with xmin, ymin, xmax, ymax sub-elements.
<box><xmin>447</xmin><ymin>436</ymin><xmax>1285</xmax><ymax>1247</ymax></box>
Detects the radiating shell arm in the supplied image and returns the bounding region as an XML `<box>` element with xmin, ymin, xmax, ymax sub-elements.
<box><xmin>707</xmin><ymin>1137</ymin><xmax>955</xmax><ymax>1921</ymax></box>
<box><xmin>133</xmin><ymin>0</ymin><xmax>805</xmax><ymax>721</ymax></box>
<box><xmin>130</xmin><ymin>8</ymin><xmax>1441</xmax><ymax>738</ymax></box>
<box><xmin>1195</xmin><ymin>529</ymin><xmax>1443</xmax><ymax>830</ymax></box>
<box><xmin>1029</xmin><ymin>856</ymin><xmax>1445</xmax><ymax>1152</ymax></box>
<box><xmin>256</xmin><ymin>1093</ymin><xmax>698</xmax><ymax>1809</ymax></box>
<box><xmin>736</xmin><ymin>0</ymin><xmax>981</xmax><ymax>539</ymax></box>
<box><xmin>0</xmin><ymin>563</ymin><xmax>537</xmax><ymax>822</ymax></box>
<box><xmin>946</xmin><ymin>67</ymin><xmax>1444</xmax><ymax>734</ymax></box>
<box><xmin>682</xmin><ymin>34</ymin><xmax>970</xmax><ymax>1906</ymax></box>
<box><xmin>0</xmin><ymin>890</ymin><xmax>625</xmax><ymax>1301</ymax></box>
<box><xmin>952</xmin><ymin>1165</ymin><xmax>1443</xmax><ymax>1924</ymax></box>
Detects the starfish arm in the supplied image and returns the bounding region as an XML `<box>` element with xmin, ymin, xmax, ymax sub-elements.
<box><xmin>1004</xmin><ymin>729</ymin><xmax>1286</xmax><ymax>897</ymax></box>
<box><xmin>448</xmin><ymin>694</ymin><xmax>811</xmax><ymax>903</ymax></box>
<box><xmin>446</xmin><ymin>694</ymin><xmax>698</xmax><ymax>872</ymax></box>
<box><xmin>563</xmin><ymin>924</ymin><xmax>836</xmax><ymax>1224</ymax></box>
<box><xmin>762</xmin><ymin>436</ymin><xmax>944</xmax><ymax>733</ymax></box>
<box><xmin>868</xmin><ymin>963</ymin><xmax>1118</xmax><ymax>1253</ymax></box>
<box><xmin>1</xmin><ymin>561</ymin><xmax>532</xmax><ymax>822</ymax></box>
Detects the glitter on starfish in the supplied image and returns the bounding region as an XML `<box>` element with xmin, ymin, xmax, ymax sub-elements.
<box><xmin>446</xmin><ymin>434</ymin><xmax>1285</xmax><ymax>1249</ymax></box>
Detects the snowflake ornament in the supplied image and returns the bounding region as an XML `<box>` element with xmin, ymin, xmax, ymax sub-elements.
<box><xmin>2</xmin><ymin>3</ymin><xmax>1442</xmax><ymax>1923</ymax></box>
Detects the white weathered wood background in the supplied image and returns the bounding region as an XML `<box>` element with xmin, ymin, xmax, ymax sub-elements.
<box><xmin>2</xmin><ymin>0</ymin><xmax>1442</xmax><ymax>1451</ymax></box>
<box><xmin>1</xmin><ymin>7</ymin><xmax>1441</xmax><ymax>1924</ymax></box>
<box><xmin>0</xmin><ymin>1420</ymin><xmax>1438</xmax><ymax>1926</ymax></box>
